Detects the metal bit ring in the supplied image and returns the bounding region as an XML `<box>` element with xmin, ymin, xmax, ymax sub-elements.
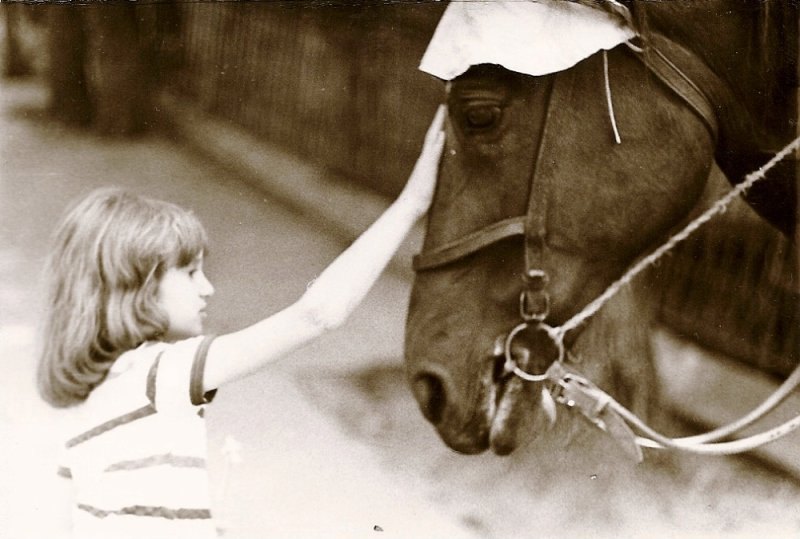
<box><xmin>503</xmin><ymin>321</ymin><xmax>565</xmax><ymax>382</ymax></box>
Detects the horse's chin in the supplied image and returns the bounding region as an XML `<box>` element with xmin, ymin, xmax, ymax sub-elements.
<box><xmin>432</xmin><ymin>380</ymin><xmax>534</xmax><ymax>456</ymax></box>
<box><xmin>488</xmin><ymin>376</ymin><xmax>542</xmax><ymax>455</ymax></box>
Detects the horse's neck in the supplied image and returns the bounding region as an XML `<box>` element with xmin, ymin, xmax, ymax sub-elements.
<box><xmin>642</xmin><ymin>1</ymin><xmax>798</xmax><ymax>147</ymax></box>
<box><xmin>640</xmin><ymin>1</ymin><xmax>798</xmax><ymax>237</ymax></box>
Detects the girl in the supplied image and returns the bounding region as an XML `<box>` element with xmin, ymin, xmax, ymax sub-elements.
<box><xmin>38</xmin><ymin>107</ymin><xmax>445</xmax><ymax>539</ymax></box>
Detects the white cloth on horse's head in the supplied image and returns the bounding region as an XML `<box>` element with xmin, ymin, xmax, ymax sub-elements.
<box><xmin>419</xmin><ymin>0</ymin><xmax>636</xmax><ymax>81</ymax></box>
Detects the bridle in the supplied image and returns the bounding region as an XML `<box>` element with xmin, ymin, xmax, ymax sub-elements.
<box><xmin>412</xmin><ymin>34</ymin><xmax>800</xmax><ymax>459</ymax></box>
<box><xmin>414</xmin><ymin>34</ymin><xmax>719</xmax><ymax>382</ymax></box>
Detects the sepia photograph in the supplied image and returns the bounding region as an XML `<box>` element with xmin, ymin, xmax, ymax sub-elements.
<box><xmin>1</xmin><ymin>1</ymin><xmax>798</xmax><ymax>538</ymax></box>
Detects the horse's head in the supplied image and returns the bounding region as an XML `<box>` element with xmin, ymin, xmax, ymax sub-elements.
<box><xmin>406</xmin><ymin>54</ymin><xmax>719</xmax><ymax>454</ymax></box>
<box><xmin>404</xmin><ymin>0</ymin><xmax>797</xmax><ymax>456</ymax></box>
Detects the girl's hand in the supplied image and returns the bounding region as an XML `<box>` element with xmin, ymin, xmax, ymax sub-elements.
<box><xmin>400</xmin><ymin>105</ymin><xmax>446</xmax><ymax>217</ymax></box>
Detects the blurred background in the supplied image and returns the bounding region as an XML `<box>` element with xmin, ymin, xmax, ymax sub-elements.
<box><xmin>6</xmin><ymin>0</ymin><xmax>447</xmax><ymax>194</ymax></box>
<box><xmin>1</xmin><ymin>2</ymin><xmax>799</xmax><ymax>538</ymax></box>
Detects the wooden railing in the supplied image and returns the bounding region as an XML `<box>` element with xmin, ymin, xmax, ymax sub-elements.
<box><xmin>143</xmin><ymin>2</ymin><xmax>446</xmax><ymax>198</ymax></box>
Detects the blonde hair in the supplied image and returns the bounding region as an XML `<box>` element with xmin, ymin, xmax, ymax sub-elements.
<box><xmin>37</xmin><ymin>188</ymin><xmax>208</xmax><ymax>407</ymax></box>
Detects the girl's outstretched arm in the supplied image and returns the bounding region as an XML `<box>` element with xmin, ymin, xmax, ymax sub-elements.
<box><xmin>203</xmin><ymin>106</ymin><xmax>446</xmax><ymax>390</ymax></box>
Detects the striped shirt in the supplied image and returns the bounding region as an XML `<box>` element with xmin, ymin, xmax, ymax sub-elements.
<box><xmin>58</xmin><ymin>335</ymin><xmax>218</xmax><ymax>539</ymax></box>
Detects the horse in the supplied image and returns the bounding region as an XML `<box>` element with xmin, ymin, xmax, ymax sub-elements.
<box><xmin>404</xmin><ymin>0</ymin><xmax>798</xmax><ymax>459</ymax></box>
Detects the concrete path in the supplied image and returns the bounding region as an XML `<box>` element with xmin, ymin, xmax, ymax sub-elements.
<box><xmin>0</xmin><ymin>79</ymin><xmax>475</xmax><ymax>539</ymax></box>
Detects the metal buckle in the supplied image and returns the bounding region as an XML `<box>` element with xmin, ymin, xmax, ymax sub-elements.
<box><xmin>519</xmin><ymin>290</ymin><xmax>549</xmax><ymax>322</ymax></box>
<box><xmin>519</xmin><ymin>269</ymin><xmax>550</xmax><ymax>322</ymax></box>
<box><xmin>551</xmin><ymin>376</ymin><xmax>573</xmax><ymax>407</ymax></box>
<box><xmin>552</xmin><ymin>373</ymin><xmax>611</xmax><ymax>428</ymax></box>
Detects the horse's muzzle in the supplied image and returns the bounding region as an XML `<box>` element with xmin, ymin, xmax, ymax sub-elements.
<box><xmin>410</xmin><ymin>333</ymin><xmax>556</xmax><ymax>455</ymax></box>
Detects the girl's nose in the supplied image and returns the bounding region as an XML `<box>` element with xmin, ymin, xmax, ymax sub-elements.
<box><xmin>198</xmin><ymin>271</ymin><xmax>215</xmax><ymax>297</ymax></box>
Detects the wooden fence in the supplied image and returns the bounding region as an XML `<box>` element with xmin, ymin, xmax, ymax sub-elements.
<box><xmin>142</xmin><ymin>2</ymin><xmax>446</xmax><ymax>198</ymax></box>
<box><xmin>657</xmin><ymin>203</ymin><xmax>798</xmax><ymax>379</ymax></box>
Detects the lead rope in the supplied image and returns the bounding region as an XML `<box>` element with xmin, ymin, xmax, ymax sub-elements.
<box><xmin>522</xmin><ymin>134</ymin><xmax>800</xmax><ymax>456</ymax></box>
<box><xmin>550</xmin><ymin>363</ymin><xmax>800</xmax><ymax>456</ymax></box>
<box><xmin>620</xmin><ymin>387</ymin><xmax>800</xmax><ymax>455</ymax></box>
<box><xmin>650</xmin><ymin>362</ymin><xmax>800</xmax><ymax>446</ymax></box>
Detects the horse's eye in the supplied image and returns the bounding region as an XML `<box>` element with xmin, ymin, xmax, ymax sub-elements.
<box><xmin>464</xmin><ymin>105</ymin><xmax>501</xmax><ymax>131</ymax></box>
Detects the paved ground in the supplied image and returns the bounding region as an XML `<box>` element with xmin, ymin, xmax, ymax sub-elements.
<box><xmin>4</xmin><ymin>77</ymin><xmax>800</xmax><ymax>539</ymax></box>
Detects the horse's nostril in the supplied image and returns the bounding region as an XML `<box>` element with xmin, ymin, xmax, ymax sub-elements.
<box><xmin>412</xmin><ymin>373</ymin><xmax>447</xmax><ymax>425</ymax></box>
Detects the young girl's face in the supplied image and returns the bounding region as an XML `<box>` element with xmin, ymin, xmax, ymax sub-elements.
<box><xmin>156</xmin><ymin>255</ymin><xmax>214</xmax><ymax>341</ymax></box>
